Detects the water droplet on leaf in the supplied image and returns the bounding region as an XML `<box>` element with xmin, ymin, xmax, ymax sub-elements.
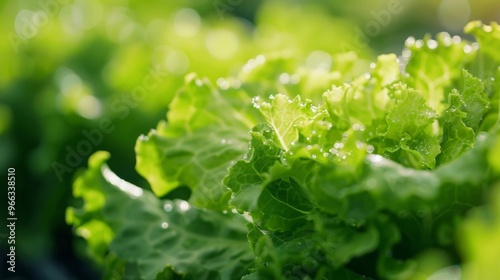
<box><xmin>179</xmin><ymin>201</ymin><xmax>190</xmax><ymax>211</ymax></box>
<box><xmin>164</xmin><ymin>203</ymin><xmax>173</xmax><ymax>212</ymax></box>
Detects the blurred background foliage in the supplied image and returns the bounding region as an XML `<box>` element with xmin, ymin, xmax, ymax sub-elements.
<box><xmin>0</xmin><ymin>0</ymin><xmax>499</xmax><ymax>279</ymax></box>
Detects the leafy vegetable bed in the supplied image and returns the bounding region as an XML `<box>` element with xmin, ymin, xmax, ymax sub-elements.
<box><xmin>67</xmin><ymin>21</ymin><xmax>500</xmax><ymax>279</ymax></box>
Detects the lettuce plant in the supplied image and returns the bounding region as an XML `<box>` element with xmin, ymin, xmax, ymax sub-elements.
<box><xmin>67</xmin><ymin>21</ymin><xmax>500</xmax><ymax>279</ymax></box>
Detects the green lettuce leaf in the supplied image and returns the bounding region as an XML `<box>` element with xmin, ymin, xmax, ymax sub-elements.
<box><xmin>136</xmin><ymin>74</ymin><xmax>257</xmax><ymax>209</ymax></box>
<box><xmin>437</xmin><ymin>70</ymin><xmax>489</xmax><ymax>165</ymax></box>
<box><xmin>464</xmin><ymin>21</ymin><xmax>500</xmax><ymax>133</ymax></box>
<box><xmin>259</xmin><ymin>94</ymin><xmax>323</xmax><ymax>150</ymax></box>
<box><xmin>464</xmin><ymin>21</ymin><xmax>500</xmax><ymax>79</ymax></box>
<box><xmin>323</xmin><ymin>54</ymin><xmax>399</xmax><ymax>132</ymax></box>
<box><xmin>383</xmin><ymin>83</ymin><xmax>440</xmax><ymax>169</ymax></box>
<box><xmin>67</xmin><ymin>151</ymin><xmax>254</xmax><ymax>279</ymax></box>
<box><xmin>404</xmin><ymin>32</ymin><xmax>477</xmax><ymax>112</ymax></box>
